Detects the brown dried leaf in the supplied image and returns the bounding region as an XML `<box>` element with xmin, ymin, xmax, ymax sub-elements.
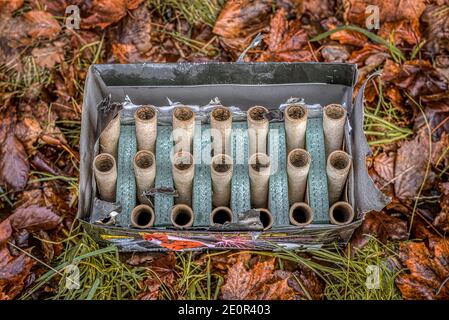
<box><xmin>415</xmin><ymin>98</ymin><xmax>449</xmax><ymax>140</ymax></box>
<box><xmin>378</xmin><ymin>19</ymin><xmax>421</xmax><ymax>46</ymax></box>
<box><xmin>330</xmin><ymin>29</ymin><xmax>367</xmax><ymax>47</ymax></box>
<box><xmin>23</xmin><ymin>10</ymin><xmax>61</xmax><ymax>40</ymax></box>
<box><xmin>213</xmin><ymin>0</ymin><xmax>273</xmax><ymax>52</ymax></box>
<box><xmin>373</xmin><ymin>152</ymin><xmax>395</xmax><ymax>183</ymax></box>
<box><xmin>9</xmin><ymin>205</ymin><xmax>61</xmax><ymax>232</ymax></box>
<box><xmin>351</xmin><ymin>211</ymin><xmax>408</xmax><ymax>249</ymax></box>
<box><xmin>81</xmin><ymin>0</ymin><xmax>145</xmax><ymax>30</ymax></box>
<box><xmin>258</xmin><ymin>8</ymin><xmax>313</xmax><ymax>62</ymax></box>
<box><xmin>0</xmin><ymin>246</ymin><xmax>35</xmax><ymax>300</ymax></box>
<box><xmin>31</xmin><ymin>45</ymin><xmax>64</xmax><ymax>69</ymax></box>
<box><xmin>382</xmin><ymin>59</ymin><xmax>448</xmax><ymax>98</ymax></box>
<box><xmin>434</xmin><ymin>182</ymin><xmax>449</xmax><ymax>232</ymax></box>
<box><xmin>0</xmin><ymin>220</ymin><xmax>12</xmax><ymax>246</ymax></box>
<box><xmin>422</xmin><ymin>5</ymin><xmax>449</xmax><ymax>55</ymax></box>
<box><xmin>321</xmin><ymin>45</ymin><xmax>350</xmax><ymax>62</ymax></box>
<box><xmin>14</xmin><ymin>117</ymin><xmax>43</xmax><ymax>154</ymax></box>
<box><xmin>0</xmin><ymin>134</ymin><xmax>30</xmax><ymax>192</ymax></box>
<box><xmin>394</xmin><ymin>130</ymin><xmax>435</xmax><ymax>201</ymax></box>
<box><xmin>343</xmin><ymin>0</ymin><xmax>426</xmax><ymax>25</ymax></box>
<box><xmin>396</xmin><ymin>237</ymin><xmax>449</xmax><ymax>299</ymax></box>
<box><xmin>0</xmin><ymin>0</ymin><xmax>24</xmax><ymax>13</ymax></box>
<box><xmin>221</xmin><ymin>253</ymin><xmax>295</xmax><ymax>300</ymax></box>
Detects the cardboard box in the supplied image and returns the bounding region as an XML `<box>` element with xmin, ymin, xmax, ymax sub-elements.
<box><xmin>78</xmin><ymin>62</ymin><xmax>390</xmax><ymax>251</ymax></box>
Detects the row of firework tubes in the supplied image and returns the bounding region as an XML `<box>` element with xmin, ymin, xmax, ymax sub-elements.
<box><xmin>92</xmin><ymin>103</ymin><xmax>354</xmax><ymax>230</ymax></box>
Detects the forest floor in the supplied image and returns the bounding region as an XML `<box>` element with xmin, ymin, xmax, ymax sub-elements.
<box><xmin>0</xmin><ymin>0</ymin><xmax>449</xmax><ymax>300</ymax></box>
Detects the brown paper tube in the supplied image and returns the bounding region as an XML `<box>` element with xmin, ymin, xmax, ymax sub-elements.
<box><xmin>93</xmin><ymin>153</ymin><xmax>117</xmax><ymax>202</ymax></box>
<box><xmin>171</xmin><ymin>204</ymin><xmax>194</xmax><ymax>228</ymax></box>
<box><xmin>99</xmin><ymin>113</ymin><xmax>120</xmax><ymax>159</ymax></box>
<box><xmin>323</xmin><ymin>104</ymin><xmax>346</xmax><ymax>157</ymax></box>
<box><xmin>329</xmin><ymin>201</ymin><xmax>355</xmax><ymax>225</ymax></box>
<box><xmin>284</xmin><ymin>104</ymin><xmax>308</xmax><ymax>153</ymax></box>
<box><xmin>172</xmin><ymin>151</ymin><xmax>195</xmax><ymax>206</ymax></box>
<box><xmin>133</xmin><ymin>150</ymin><xmax>156</xmax><ymax>205</ymax></box>
<box><xmin>287</xmin><ymin>148</ymin><xmax>311</xmax><ymax>205</ymax></box>
<box><xmin>327</xmin><ymin>150</ymin><xmax>351</xmax><ymax>205</ymax></box>
<box><xmin>210</xmin><ymin>206</ymin><xmax>233</xmax><ymax>225</ymax></box>
<box><xmin>135</xmin><ymin>105</ymin><xmax>157</xmax><ymax>152</ymax></box>
<box><xmin>248</xmin><ymin>153</ymin><xmax>271</xmax><ymax>208</ymax></box>
<box><xmin>130</xmin><ymin>204</ymin><xmax>155</xmax><ymax>228</ymax></box>
<box><xmin>256</xmin><ymin>208</ymin><xmax>274</xmax><ymax>230</ymax></box>
<box><xmin>211</xmin><ymin>106</ymin><xmax>232</xmax><ymax>156</ymax></box>
<box><xmin>289</xmin><ymin>202</ymin><xmax>313</xmax><ymax>226</ymax></box>
<box><xmin>211</xmin><ymin>154</ymin><xmax>233</xmax><ymax>207</ymax></box>
<box><xmin>172</xmin><ymin>106</ymin><xmax>195</xmax><ymax>153</ymax></box>
<box><xmin>247</xmin><ymin>106</ymin><xmax>269</xmax><ymax>156</ymax></box>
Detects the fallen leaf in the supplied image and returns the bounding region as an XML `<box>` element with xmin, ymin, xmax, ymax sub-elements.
<box><xmin>343</xmin><ymin>0</ymin><xmax>426</xmax><ymax>25</ymax></box>
<box><xmin>258</xmin><ymin>8</ymin><xmax>314</xmax><ymax>62</ymax></box>
<box><xmin>109</xmin><ymin>3</ymin><xmax>153</xmax><ymax>63</ymax></box>
<box><xmin>136</xmin><ymin>278</ymin><xmax>161</xmax><ymax>300</ymax></box>
<box><xmin>0</xmin><ymin>220</ymin><xmax>12</xmax><ymax>246</ymax></box>
<box><xmin>14</xmin><ymin>117</ymin><xmax>43</xmax><ymax>154</ymax></box>
<box><xmin>0</xmin><ymin>0</ymin><xmax>24</xmax><ymax>13</ymax></box>
<box><xmin>434</xmin><ymin>182</ymin><xmax>449</xmax><ymax>233</ymax></box>
<box><xmin>321</xmin><ymin>45</ymin><xmax>350</xmax><ymax>62</ymax></box>
<box><xmin>351</xmin><ymin>211</ymin><xmax>409</xmax><ymax>249</ymax></box>
<box><xmin>378</xmin><ymin>19</ymin><xmax>421</xmax><ymax>46</ymax></box>
<box><xmin>394</xmin><ymin>130</ymin><xmax>435</xmax><ymax>201</ymax></box>
<box><xmin>0</xmin><ymin>245</ymin><xmax>35</xmax><ymax>300</ymax></box>
<box><xmin>23</xmin><ymin>10</ymin><xmax>61</xmax><ymax>40</ymax></box>
<box><xmin>422</xmin><ymin>4</ymin><xmax>449</xmax><ymax>55</ymax></box>
<box><xmin>0</xmin><ymin>134</ymin><xmax>30</xmax><ymax>192</ymax></box>
<box><xmin>221</xmin><ymin>253</ymin><xmax>295</xmax><ymax>300</ymax></box>
<box><xmin>287</xmin><ymin>267</ymin><xmax>325</xmax><ymax>300</ymax></box>
<box><xmin>373</xmin><ymin>152</ymin><xmax>395</xmax><ymax>183</ymax></box>
<box><xmin>31</xmin><ymin>45</ymin><xmax>64</xmax><ymax>69</ymax></box>
<box><xmin>9</xmin><ymin>205</ymin><xmax>61</xmax><ymax>232</ymax></box>
<box><xmin>81</xmin><ymin>0</ymin><xmax>145</xmax><ymax>29</ymax></box>
<box><xmin>213</xmin><ymin>0</ymin><xmax>273</xmax><ymax>52</ymax></box>
<box><xmin>303</xmin><ymin>0</ymin><xmax>335</xmax><ymax>20</ymax></box>
<box><xmin>382</xmin><ymin>59</ymin><xmax>448</xmax><ymax>98</ymax></box>
<box><xmin>396</xmin><ymin>237</ymin><xmax>449</xmax><ymax>299</ymax></box>
<box><xmin>415</xmin><ymin>97</ymin><xmax>449</xmax><ymax>140</ymax></box>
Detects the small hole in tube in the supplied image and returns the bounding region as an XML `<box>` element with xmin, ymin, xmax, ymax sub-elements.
<box><xmin>212</xmin><ymin>208</ymin><xmax>232</xmax><ymax>224</ymax></box>
<box><xmin>95</xmin><ymin>154</ymin><xmax>114</xmax><ymax>172</ymax></box>
<box><xmin>325</xmin><ymin>104</ymin><xmax>345</xmax><ymax>120</ymax></box>
<box><xmin>249</xmin><ymin>106</ymin><xmax>266</xmax><ymax>121</ymax></box>
<box><xmin>212</xmin><ymin>107</ymin><xmax>231</xmax><ymax>121</ymax></box>
<box><xmin>174</xmin><ymin>107</ymin><xmax>194</xmax><ymax>121</ymax></box>
<box><xmin>330</xmin><ymin>152</ymin><xmax>350</xmax><ymax>170</ymax></box>
<box><xmin>289</xmin><ymin>150</ymin><xmax>309</xmax><ymax>168</ymax></box>
<box><xmin>287</xmin><ymin>105</ymin><xmax>306</xmax><ymax>119</ymax></box>
<box><xmin>259</xmin><ymin>210</ymin><xmax>272</xmax><ymax>229</ymax></box>
<box><xmin>292</xmin><ymin>207</ymin><xmax>310</xmax><ymax>224</ymax></box>
<box><xmin>136</xmin><ymin>106</ymin><xmax>155</xmax><ymax>120</ymax></box>
<box><xmin>136</xmin><ymin>209</ymin><xmax>152</xmax><ymax>226</ymax></box>
<box><xmin>174</xmin><ymin>209</ymin><xmax>192</xmax><ymax>226</ymax></box>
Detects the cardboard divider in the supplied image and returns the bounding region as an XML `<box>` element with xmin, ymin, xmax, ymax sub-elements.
<box><xmin>192</xmin><ymin>124</ymin><xmax>212</xmax><ymax>226</ymax></box>
<box><xmin>230</xmin><ymin>122</ymin><xmax>251</xmax><ymax>218</ymax></box>
<box><xmin>305</xmin><ymin>112</ymin><xmax>330</xmax><ymax>223</ymax></box>
<box><xmin>153</xmin><ymin>126</ymin><xmax>174</xmax><ymax>225</ymax></box>
<box><xmin>115</xmin><ymin>124</ymin><xmax>137</xmax><ymax>227</ymax></box>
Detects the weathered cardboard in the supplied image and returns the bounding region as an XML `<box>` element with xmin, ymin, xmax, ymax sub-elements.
<box><xmin>78</xmin><ymin>63</ymin><xmax>390</xmax><ymax>251</ymax></box>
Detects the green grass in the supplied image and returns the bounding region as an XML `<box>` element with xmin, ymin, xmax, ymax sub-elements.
<box><xmin>22</xmin><ymin>230</ymin><xmax>400</xmax><ymax>300</ymax></box>
<box><xmin>21</xmin><ymin>227</ymin><xmax>148</xmax><ymax>300</ymax></box>
<box><xmin>148</xmin><ymin>0</ymin><xmax>225</xmax><ymax>27</ymax></box>
<box><xmin>265</xmin><ymin>238</ymin><xmax>402</xmax><ymax>300</ymax></box>
<box><xmin>310</xmin><ymin>25</ymin><xmax>405</xmax><ymax>63</ymax></box>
